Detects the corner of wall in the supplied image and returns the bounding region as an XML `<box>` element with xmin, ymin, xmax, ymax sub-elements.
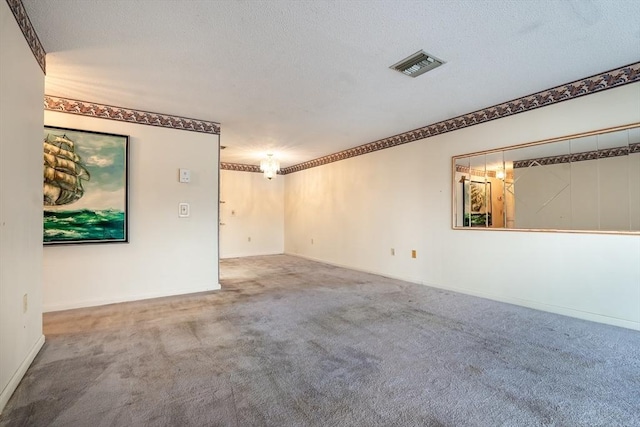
<box><xmin>0</xmin><ymin>0</ymin><xmax>46</xmax><ymax>413</ymax></box>
<box><xmin>0</xmin><ymin>335</ymin><xmax>44</xmax><ymax>413</ymax></box>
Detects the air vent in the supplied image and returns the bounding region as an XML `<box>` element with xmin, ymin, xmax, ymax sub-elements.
<box><xmin>390</xmin><ymin>50</ymin><xmax>444</xmax><ymax>78</ymax></box>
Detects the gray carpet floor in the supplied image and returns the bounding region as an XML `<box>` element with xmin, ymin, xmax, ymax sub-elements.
<box><xmin>1</xmin><ymin>254</ymin><xmax>639</xmax><ymax>427</ymax></box>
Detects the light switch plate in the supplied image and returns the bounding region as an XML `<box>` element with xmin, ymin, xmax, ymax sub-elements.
<box><xmin>179</xmin><ymin>203</ymin><xmax>190</xmax><ymax>217</ymax></box>
<box><xmin>179</xmin><ymin>168</ymin><xmax>191</xmax><ymax>183</ymax></box>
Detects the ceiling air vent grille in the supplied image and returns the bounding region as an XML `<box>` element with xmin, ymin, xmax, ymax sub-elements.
<box><xmin>390</xmin><ymin>50</ymin><xmax>444</xmax><ymax>78</ymax></box>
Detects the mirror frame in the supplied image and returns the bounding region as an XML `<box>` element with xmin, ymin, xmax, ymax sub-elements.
<box><xmin>451</xmin><ymin>123</ymin><xmax>640</xmax><ymax>235</ymax></box>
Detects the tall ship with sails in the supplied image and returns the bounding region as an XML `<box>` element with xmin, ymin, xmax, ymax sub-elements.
<box><xmin>43</xmin><ymin>133</ymin><xmax>90</xmax><ymax>206</ymax></box>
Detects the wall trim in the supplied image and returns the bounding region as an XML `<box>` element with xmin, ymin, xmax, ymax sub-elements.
<box><xmin>220</xmin><ymin>162</ymin><xmax>262</xmax><ymax>173</ymax></box>
<box><xmin>455</xmin><ymin>165</ymin><xmax>499</xmax><ymax>178</ymax></box>
<box><xmin>43</xmin><ymin>283</ymin><xmax>221</xmax><ymax>313</ymax></box>
<box><xmin>513</xmin><ymin>142</ymin><xmax>640</xmax><ymax>168</ymax></box>
<box><xmin>221</xmin><ymin>251</ymin><xmax>285</xmax><ymax>260</ymax></box>
<box><xmin>453</xmin><ymin>142</ymin><xmax>640</xmax><ymax>173</ymax></box>
<box><xmin>278</xmin><ymin>62</ymin><xmax>640</xmax><ymax>175</ymax></box>
<box><xmin>0</xmin><ymin>334</ymin><xmax>45</xmax><ymax>414</ymax></box>
<box><xmin>44</xmin><ymin>95</ymin><xmax>221</xmax><ymax>135</ymax></box>
<box><xmin>5</xmin><ymin>0</ymin><xmax>46</xmax><ymax>74</ymax></box>
<box><xmin>285</xmin><ymin>252</ymin><xmax>424</xmax><ymax>287</ymax></box>
<box><xmin>220</xmin><ymin>162</ymin><xmax>286</xmax><ymax>175</ymax></box>
<box><xmin>6</xmin><ymin>0</ymin><xmax>638</xmax><ymax>172</ymax></box>
<box><xmin>424</xmin><ymin>281</ymin><xmax>640</xmax><ymax>332</ymax></box>
<box><xmin>285</xmin><ymin>252</ymin><xmax>639</xmax><ymax>331</ymax></box>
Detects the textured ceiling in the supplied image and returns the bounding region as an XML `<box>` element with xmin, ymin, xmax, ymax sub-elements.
<box><xmin>22</xmin><ymin>0</ymin><xmax>640</xmax><ymax>168</ymax></box>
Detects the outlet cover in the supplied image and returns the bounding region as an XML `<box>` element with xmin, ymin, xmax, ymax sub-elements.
<box><xmin>411</xmin><ymin>250</ymin><xmax>417</xmax><ymax>258</ymax></box>
<box><xmin>179</xmin><ymin>168</ymin><xmax>191</xmax><ymax>183</ymax></box>
<box><xmin>179</xmin><ymin>203</ymin><xmax>190</xmax><ymax>217</ymax></box>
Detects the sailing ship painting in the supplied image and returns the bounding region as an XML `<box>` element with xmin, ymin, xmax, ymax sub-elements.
<box><xmin>44</xmin><ymin>134</ymin><xmax>90</xmax><ymax>205</ymax></box>
<box><xmin>43</xmin><ymin>126</ymin><xmax>129</xmax><ymax>244</ymax></box>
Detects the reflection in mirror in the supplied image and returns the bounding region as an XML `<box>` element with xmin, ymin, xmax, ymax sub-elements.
<box><xmin>452</xmin><ymin>124</ymin><xmax>640</xmax><ymax>233</ymax></box>
<box><xmin>595</xmin><ymin>130</ymin><xmax>630</xmax><ymax>230</ymax></box>
<box><xmin>510</xmin><ymin>139</ymin><xmax>572</xmax><ymax>230</ymax></box>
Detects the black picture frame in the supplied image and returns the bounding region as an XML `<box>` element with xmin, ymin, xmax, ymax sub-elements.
<box><xmin>43</xmin><ymin>126</ymin><xmax>129</xmax><ymax>245</ymax></box>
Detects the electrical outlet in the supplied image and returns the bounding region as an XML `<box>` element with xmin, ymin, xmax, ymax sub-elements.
<box><xmin>23</xmin><ymin>294</ymin><xmax>28</xmax><ymax>313</ymax></box>
<box><xmin>411</xmin><ymin>250</ymin><xmax>417</xmax><ymax>259</ymax></box>
<box><xmin>311</xmin><ymin>238</ymin><xmax>314</xmax><ymax>245</ymax></box>
<box><xmin>248</xmin><ymin>237</ymin><xmax>251</xmax><ymax>242</ymax></box>
<box><xmin>179</xmin><ymin>168</ymin><xmax>191</xmax><ymax>183</ymax></box>
<box><xmin>391</xmin><ymin>248</ymin><xmax>395</xmax><ymax>256</ymax></box>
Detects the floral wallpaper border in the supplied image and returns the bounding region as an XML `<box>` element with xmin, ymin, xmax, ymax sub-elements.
<box><xmin>281</xmin><ymin>62</ymin><xmax>640</xmax><ymax>175</ymax></box>
<box><xmin>6</xmin><ymin>0</ymin><xmax>46</xmax><ymax>74</ymax></box>
<box><xmin>44</xmin><ymin>95</ymin><xmax>220</xmax><ymax>135</ymax></box>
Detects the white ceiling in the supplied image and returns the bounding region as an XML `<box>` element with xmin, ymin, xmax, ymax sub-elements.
<box><xmin>22</xmin><ymin>0</ymin><xmax>640</xmax><ymax>168</ymax></box>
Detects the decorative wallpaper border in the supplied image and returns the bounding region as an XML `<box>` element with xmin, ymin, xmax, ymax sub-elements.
<box><xmin>44</xmin><ymin>95</ymin><xmax>221</xmax><ymax>135</ymax></box>
<box><xmin>281</xmin><ymin>62</ymin><xmax>640</xmax><ymax>175</ymax></box>
<box><xmin>15</xmin><ymin>0</ymin><xmax>636</xmax><ymax>170</ymax></box>
<box><xmin>454</xmin><ymin>143</ymin><xmax>639</xmax><ymax>174</ymax></box>
<box><xmin>220</xmin><ymin>163</ymin><xmax>262</xmax><ymax>173</ymax></box>
<box><xmin>455</xmin><ymin>165</ymin><xmax>498</xmax><ymax>178</ymax></box>
<box><xmin>6</xmin><ymin>0</ymin><xmax>46</xmax><ymax>74</ymax></box>
<box><xmin>513</xmin><ymin>142</ymin><xmax>640</xmax><ymax>168</ymax></box>
<box><xmin>220</xmin><ymin>162</ymin><xmax>285</xmax><ymax>176</ymax></box>
<box><xmin>454</xmin><ymin>165</ymin><xmax>516</xmax><ymax>180</ymax></box>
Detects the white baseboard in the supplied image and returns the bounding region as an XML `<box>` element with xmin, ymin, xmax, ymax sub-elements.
<box><xmin>43</xmin><ymin>283</ymin><xmax>221</xmax><ymax>313</ymax></box>
<box><xmin>220</xmin><ymin>250</ymin><xmax>284</xmax><ymax>259</ymax></box>
<box><xmin>426</xmin><ymin>282</ymin><xmax>640</xmax><ymax>331</ymax></box>
<box><xmin>0</xmin><ymin>334</ymin><xmax>45</xmax><ymax>414</ymax></box>
<box><xmin>285</xmin><ymin>252</ymin><xmax>639</xmax><ymax>331</ymax></box>
<box><xmin>284</xmin><ymin>252</ymin><xmax>424</xmax><ymax>284</ymax></box>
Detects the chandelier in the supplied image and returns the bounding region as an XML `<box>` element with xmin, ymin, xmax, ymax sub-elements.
<box><xmin>259</xmin><ymin>154</ymin><xmax>280</xmax><ymax>180</ymax></box>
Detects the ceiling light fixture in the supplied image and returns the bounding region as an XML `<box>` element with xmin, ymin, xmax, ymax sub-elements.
<box><xmin>390</xmin><ymin>50</ymin><xmax>444</xmax><ymax>78</ymax></box>
<box><xmin>260</xmin><ymin>154</ymin><xmax>280</xmax><ymax>180</ymax></box>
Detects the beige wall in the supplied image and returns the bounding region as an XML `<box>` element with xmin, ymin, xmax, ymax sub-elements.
<box><xmin>285</xmin><ymin>82</ymin><xmax>640</xmax><ymax>330</ymax></box>
<box><xmin>220</xmin><ymin>169</ymin><xmax>284</xmax><ymax>258</ymax></box>
<box><xmin>0</xmin><ymin>1</ymin><xmax>45</xmax><ymax>412</ymax></box>
<box><xmin>43</xmin><ymin>111</ymin><xmax>220</xmax><ymax>311</ymax></box>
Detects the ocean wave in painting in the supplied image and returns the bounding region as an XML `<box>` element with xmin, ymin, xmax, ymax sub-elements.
<box><xmin>44</xmin><ymin>209</ymin><xmax>125</xmax><ymax>242</ymax></box>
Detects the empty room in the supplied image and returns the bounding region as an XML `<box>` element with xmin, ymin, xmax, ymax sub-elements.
<box><xmin>1</xmin><ymin>0</ymin><xmax>639</xmax><ymax>426</ymax></box>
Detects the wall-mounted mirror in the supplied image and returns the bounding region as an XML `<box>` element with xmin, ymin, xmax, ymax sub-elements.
<box><xmin>452</xmin><ymin>123</ymin><xmax>640</xmax><ymax>233</ymax></box>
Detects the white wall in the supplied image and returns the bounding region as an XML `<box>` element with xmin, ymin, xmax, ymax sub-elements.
<box><xmin>285</xmin><ymin>82</ymin><xmax>640</xmax><ymax>330</ymax></box>
<box><xmin>220</xmin><ymin>169</ymin><xmax>284</xmax><ymax>258</ymax></box>
<box><xmin>0</xmin><ymin>1</ymin><xmax>45</xmax><ymax>412</ymax></box>
<box><xmin>43</xmin><ymin>111</ymin><xmax>220</xmax><ymax>311</ymax></box>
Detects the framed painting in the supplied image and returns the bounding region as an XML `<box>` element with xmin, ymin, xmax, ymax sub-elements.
<box><xmin>463</xmin><ymin>180</ymin><xmax>492</xmax><ymax>227</ymax></box>
<box><xmin>43</xmin><ymin>126</ymin><xmax>129</xmax><ymax>244</ymax></box>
